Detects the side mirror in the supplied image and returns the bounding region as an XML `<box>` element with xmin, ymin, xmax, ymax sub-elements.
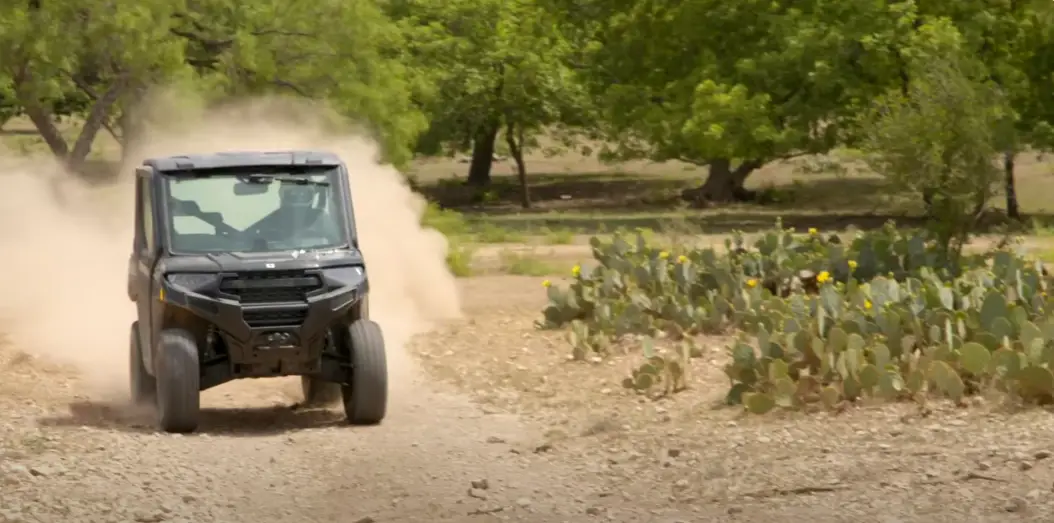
<box><xmin>234</xmin><ymin>182</ymin><xmax>269</xmax><ymax>196</ymax></box>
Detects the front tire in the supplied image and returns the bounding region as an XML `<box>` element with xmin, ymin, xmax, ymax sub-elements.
<box><xmin>300</xmin><ymin>376</ymin><xmax>342</xmax><ymax>406</ymax></box>
<box><xmin>155</xmin><ymin>329</ymin><xmax>201</xmax><ymax>434</ymax></box>
<box><xmin>129</xmin><ymin>322</ymin><xmax>155</xmax><ymax>405</ymax></box>
<box><xmin>342</xmin><ymin>319</ymin><xmax>388</xmax><ymax>425</ymax></box>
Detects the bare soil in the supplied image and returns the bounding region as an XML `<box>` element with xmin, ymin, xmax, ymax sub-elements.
<box><xmin>414</xmin><ymin>276</ymin><xmax>1054</xmax><ymax>523</ymax></box>
<box><xmin>5</xmin><ymin>275</ymin><xmax>1054</xmax><ymax>523</ymax></box>
<box><xmin>6</xmin><ymin>237</ymin><xmax>1054</xmax><ymax>522</ymax></box>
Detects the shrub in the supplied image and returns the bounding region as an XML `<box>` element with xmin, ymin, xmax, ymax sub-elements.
<box><xmin>859</xmin><ymin>41</ymin><xmax>1012</xmax><ymax>262</ymax></box>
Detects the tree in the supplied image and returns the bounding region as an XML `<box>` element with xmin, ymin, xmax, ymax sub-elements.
<box><xmin>906</xmin><ymin>0</ymin><xmax>1054</xmax><ymax>220</ymax></box>
<box><xmin>550</xmin><ymin>0</ymin><xmax>937</xmax><ymax>203</ymax></box>
<box><xmin>394</xmin><ymin>0</ymin><xmax>590</xmax><ymax>196</ymax></box>
<box><xmin>1002</xmin><ymin>1</ymin><xmax>1054</xmax><ymax>219</ymax></box>
<box><xmin>117</xmin><ymin>0</ymin><xmax>427</xmax><ymax>166</ymax></box>
<box><xmin>0</xmin><ymin>0</ymin><xmax>189</xmax><ymax>172</ymax></box>
<box><xmin>860</xmin><ymin>21</ymin><xmax>1012</xmax><ymax>262</ymax></box>
<box><xmin>0</xmin><ymin>0</ymin><xmax>428</xmax><ymax>169</ymax></box>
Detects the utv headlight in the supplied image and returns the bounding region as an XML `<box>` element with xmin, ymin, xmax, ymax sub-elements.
<box><xmin>165</xmin><ymin>273</ymin><xmax>221</xmax><ymax>293</ymax></box>
<box><xmin>322</xmin><ymin>266</ymin><xmax>366</xmax><ymax>291</ymax></box>
<box><xmin>322</xmin><ymin>266</ymin><xmax>366</xmax><ymax>310</ymax></box>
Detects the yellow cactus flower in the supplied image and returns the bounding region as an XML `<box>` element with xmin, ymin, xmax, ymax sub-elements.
<box><xmin>848</xmin><ymin>260</ymin><xmax>858</xmax><ymax>270</ymax></box>
<box><xmin>677</xmin><ymin>254</ymin><xmax>688</xmax><ymax>264</ymax></box>
<box><xmin>746</xmin><ymin>278</ymin><xmax>758</xmax><ymax>288</ymax></box>
<box><xmin>808</xmin><ymin>228</ymin><xmax>818</xmax><ymax>235</ymax></box>
<box><xmin>817</xmin><ymin>271</ymin><xmax>831</xmax><ymax>284</ymax></box>
<box><xmin>571</xmin><ymin>264</ymin><xmax>581</xmax><ymax>277</ymax></box>
<box><xmin>542</xmin><ymin>279</ymin><xmax>552</xmax><ymax>288</ymax></box>
<box><xmin>659</xmin><ymin>251</ymin><xmax>670</xmax><ymax>259</ymax></box>
<box><xmin>864</xmin><ymin>300</ymin><xmax>872</xmax><ymax>310</ymax></box>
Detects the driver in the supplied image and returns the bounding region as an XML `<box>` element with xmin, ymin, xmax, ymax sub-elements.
<box><xmin>275</xmin><ymin>183</ymin><xmax>331</xmax><ymax>238</ymax></box>
<box><xmin>279</xmin><ymin>183</ymin><xmax>317</xmax><ymax>208</ymax></box>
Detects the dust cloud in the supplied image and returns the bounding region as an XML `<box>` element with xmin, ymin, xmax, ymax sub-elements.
<box><xmin>0</xmin><ymin>91</ymin><xmax>461</xmax><ymax>402</ymax></box>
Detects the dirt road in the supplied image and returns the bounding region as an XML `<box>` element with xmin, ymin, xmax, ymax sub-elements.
<box><xmin>0</xmin><ymin>329</ymin><xmax>624</xmax><ymax>523</ymax></box>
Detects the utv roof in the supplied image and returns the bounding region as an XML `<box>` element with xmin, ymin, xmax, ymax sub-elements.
<box><xmin>143</xmin><ymin>150</ymin><xmax>342</xmax><ymax>173</ymax></box>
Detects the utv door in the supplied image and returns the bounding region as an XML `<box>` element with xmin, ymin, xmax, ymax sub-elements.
<box><xmin>133</xmin><ymin>168</ymin><xmax>161</xmax><ymax>375</ymax></box>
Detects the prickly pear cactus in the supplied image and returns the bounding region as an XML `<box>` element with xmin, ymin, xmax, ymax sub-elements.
<box><xmin>541</xmin><ymin>221</ymin><xmax>1054</xmax><ymax>410</ymax></box>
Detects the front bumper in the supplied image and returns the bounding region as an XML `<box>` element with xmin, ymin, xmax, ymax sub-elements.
<box><xmin>162</xmin><ymin>279</ymin><xmax>362</xmax><ymax>375</ymax></box>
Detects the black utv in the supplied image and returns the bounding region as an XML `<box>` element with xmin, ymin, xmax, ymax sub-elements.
<box><xmin>126</xmin><ymin>150</ymin><xmax>387</xmax><ymax>433</ymax></box>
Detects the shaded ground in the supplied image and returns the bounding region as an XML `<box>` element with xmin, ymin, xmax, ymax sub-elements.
<box><xmin>424</xmin><ymin>166</ymin><xmax>1054</xmax><ymax>236</ymax></box>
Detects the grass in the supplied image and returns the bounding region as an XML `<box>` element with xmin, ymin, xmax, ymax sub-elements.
<box><xmin>538</xmin><ymin>226</ymin><xmax>576</xmax><ymax>245</ymax></box>
<box><xmin>445</xmin><ymin>241</ymin><xmax>476</xmax><ymax>277</ymax></box>
<box><xmin>497</xmin><ymin>250</ymin><xmax>562</xmax><ymax>276</ymax></box>
<box><xmin>474</xmin><ymin>222</ymin><xmax>526</xmax><ymax>243</ymax></box>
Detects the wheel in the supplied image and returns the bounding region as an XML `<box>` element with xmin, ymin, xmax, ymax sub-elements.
<box><xmin>341</xmin><ymin>319</ymin><xmax>388</xmax><ymax>425</ymax></box>
<box><xmin>155</xmin><ymin>329</ymin><xmax>201</xmax><ymax>434</ymax></box>
<box><xmin>129</xmin><ymin>322</ymin><xmax>155</xmax><ymax>405</ymax></box>
<box><xmin>300</xmin><ymin>376</ymin><xmax>342</xmax><ymax>406</ymax></box>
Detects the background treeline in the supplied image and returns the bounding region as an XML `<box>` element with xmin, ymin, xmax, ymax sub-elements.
<box><xmin>2</xmin><ymin>0</ymin><xmax>1054</xmax><ymax>224</ymax></box>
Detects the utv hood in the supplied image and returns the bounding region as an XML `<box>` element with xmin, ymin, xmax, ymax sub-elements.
<box><xmin>158</xmin><ymin>248</ymin><xmax>365</xmax><ymax>274</ymax></box>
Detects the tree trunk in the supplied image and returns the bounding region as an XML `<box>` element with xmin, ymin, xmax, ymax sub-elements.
<box><xmin>20</xmin><ymin>97</ymin><xmax>70</xmax><ymax>160</ymax></box>
<box><xmin>466</xmin><ymin>119</ymin><xmax>499</xmax><ymax>186</ymax></box>
<box><xmin>505</xmin><ymin>121</ymin><xmax>530</xmax><ymax>208</ymax></box>
<box><xmin>681</xmin><ymin>158</ymin><xmax>762</xmax><ymax>205</ymax></box>
<box><xmin>67</xmin><ymin>79</ymin><xmax>126</xmax><ymax>174</ymax></box>
<box><xmin>1004</xmin><ymin>151</ymin><xmax>1019</xmax><ymax>220</ymax></box>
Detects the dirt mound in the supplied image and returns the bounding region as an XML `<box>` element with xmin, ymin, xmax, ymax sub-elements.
<box><xmin>0</xmin><ymin>92</ymin><xmax>461</xmax><ymax>404</ymax></box>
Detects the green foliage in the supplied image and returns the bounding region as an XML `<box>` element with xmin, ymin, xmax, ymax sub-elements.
<box><xmin>0</xmin><ymin>0</ymin><xmax>426</xmax><ymax>166</ymax></box>
<box><xmin>394</xmin><ymin>0</ymin><xmax>591</xmax><ymax>165</ymax></box>
<box><xmin>860</xmin><ymin>23</ymin><xmax>1013</xmax><ymax>259</ymax></box>
<box><xmin>561</xmin><ymin>0</ymin><xmax>911</xmax><ymax>168</ymax></box>
<box><xmin>0</xmin><ymin>0</ymin><xmax>190</xmax><ymax>165</ymax></box>
<box><xmin>158</xmin><ymin>0</ymin><xmax>430</xmax><ymax>165</ymax></box>
<box><xmin>541</xmin><ymin>221</ymin><xmax>1054</xmax><ymax>408</ymax></box>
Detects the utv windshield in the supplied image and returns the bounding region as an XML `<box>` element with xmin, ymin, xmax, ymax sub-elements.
<box><xmin>163</xmin><ymin>167</ymin><xmax>349</xmax><ymax>254</ymax></box>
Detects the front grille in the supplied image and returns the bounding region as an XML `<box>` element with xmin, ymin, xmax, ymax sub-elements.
<box><xmin>243</xmin><ymin>308</ymin><xmax>308</xmax><ymax>328</ymax></box>
<box><xmin>220</xmin><ymin>270</ymin><xmax>323</xmax><ymax>304</ymax></box>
